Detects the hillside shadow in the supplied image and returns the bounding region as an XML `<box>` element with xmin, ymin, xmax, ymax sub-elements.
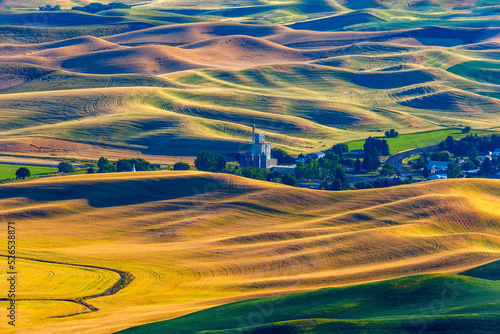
<box><xmin>0</xmin><ymin>175</ymin><xmax>243</xmax><ymax>208</ymax></box>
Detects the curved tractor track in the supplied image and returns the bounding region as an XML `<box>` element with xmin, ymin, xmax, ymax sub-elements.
<box><xmin>0</xmin><ymin>254</ymin><xmax>134</xmax><ymax>317</ymax></box>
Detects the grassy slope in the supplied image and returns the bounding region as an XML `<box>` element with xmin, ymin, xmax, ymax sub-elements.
<box><xmin>118</xmin><ymin>274</ymin><xmax>500</xmax><ymax>334</ymax></box>
<box><xmin>0</xmin><ymin>163</ymin><xmax>57</xmax><ymax>178</ymax></box>
<box><xmin>461</xmin><ymin>259</ymin><xmax>500</xmax><ymax>280</ymax></box>
<box><xmin>346</xmin><ymin>128</ymin><xmax>494</xmax><ymax>152</ymax></box>
<box><xmin>0</xmin><ymin>173</ymin><xmax>499</xmax><ymax>333</ymax></box>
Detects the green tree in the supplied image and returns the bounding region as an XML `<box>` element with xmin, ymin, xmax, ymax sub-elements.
<box><xmin>362</xmin><ymin>152</ymin><xmax>380</xmax><ymax>172</ymax></box>
<box><xmin>271</xmin><ymin>148</ymin><xmax>294</xmax><ymax>164</ymax></box>
<box><xmin>431</xmin><ymin>151</ymin><xmax>451</xmax><ymax>162</ymax></box>
<box><xmin>330</xmin><ymin>179</ymin><xmax>342</xmax><ymax>191</ymax></box>
<box><xmin>462</xmin><ymin>159</ymin><xmax>476</xmax><ymax>171</ymax></box>
<box><xmin>466</xmin><ymin>147</ymin><xmax>478</xmax><ymax>161</ymax></box>
<box><xmin>98</xmin><ymin>157</ymin><xmax>109</xmax><ymax>169</ymax></box>
<box><xmin>422</xmin><ymin>166</ymin><xmax>429</xmax><ymax>178</ymax></box>
<box><xmin>195</xmin><ymin>151</ymin><xmax>226</xmax><ymax>172</ymax></box>
<box><xmin>331</xmin><ymin>143</ymin><xmax>349</xmax><ymax>155</ymax></box>
<box><xmin>173</xmin><ymin>162</ymin><xmax>190</xmax><ymax>170</ymax></box>
<box><xmin>380</xmin><ymin>163</ymin><xmax>395</xmax><ymax>176</ymax></box>
<box><xmin>87</xmin><ymin>167</ymin><xmax>95</xmax><ymax>174</ymax></box>
<box><xmin>354</xmin><ymin>158</ymin><xmax>361</xmax><ymax>173</ymax></box>
<box><xmin>462</xmin><ymin>126</ymin><xmax>471</xmax><ymax>133</ymax></box>
<box><xmin>446</xmin><ymin>162</ymin><xmax>461</xmax><ymax>178</ymax></box>
<box><xmin>385</xmin><ymin>129</ymin><xmax>399</xmax><ymax>138</ymax></box>
<box><xmin>481</xmin><ymin>157</ymin><xmax>493</xmax><ymax>175</ymax></box>
<box><xmin>58</xmin><ymin>161</ymin><xmax>74</xmax><ymax>173</ymax></box>
<box><xmin>364</xmin><ymin>137</ymin><xmax>389</xmax><ymax>156</ymax></box>
<box><xmin>116</xmin><ymin>158</ymin><xmax>150</xmax><ymax>172</ymax></box>
<box><xmin>238</xmin><ymin>167</ymin><xmax>270</xmax><ymax>181</ymax></box>
<box><xmin>15</xmin><ymin>167</ymin><xmax>31</xmax><ymax>179</ymax></box>
<box><xmin>355</xmin><ymin>181</ymin><xmax>373</xmax><ymax>189</ymax></box>
<box><xmin>280</xmin><ymin>174</ymin><xmax>298</xmax><ymax>187</ymax></box>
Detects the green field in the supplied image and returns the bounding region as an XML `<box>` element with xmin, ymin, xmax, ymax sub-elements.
<box><xmin>119</xmin><ymin>270</ymin><xmax>500</xmax><ymax>334</ymax></box>
<box><xmin>0</xmin><ymin>163</ymin><xmax>58</xmax><ymax>179</ymax></box>
<box><xmin>347</xmin><ymin>129</ymin><xmax>496</xmax><ymax>153</ymax></box>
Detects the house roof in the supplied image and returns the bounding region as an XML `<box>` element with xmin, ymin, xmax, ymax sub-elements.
<box><xmin>427</xmin><ymin>161</ymin><xmax>449</xmax><ymax>169</ymax></box>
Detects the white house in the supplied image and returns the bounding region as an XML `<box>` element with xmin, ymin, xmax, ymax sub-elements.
<box><xmin>306</xmin><ymin>152</ymin><xmax>325</xmax><ymax>160</ymax></box>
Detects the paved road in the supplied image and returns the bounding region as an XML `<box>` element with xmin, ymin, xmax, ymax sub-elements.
<box><xmin>386</xmin><ymin>145</ymin><xmax>439</xmax><ymax>176</ymax></box>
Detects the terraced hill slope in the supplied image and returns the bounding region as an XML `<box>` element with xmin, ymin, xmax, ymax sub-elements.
<box><xmin>0</xmin><ymin>172</ymin><xmax>499</xmax><ymax>333</ymax></box>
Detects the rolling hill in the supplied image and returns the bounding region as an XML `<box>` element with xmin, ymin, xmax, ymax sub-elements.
<box><xmin>0</xmin><ymin>2</ymin><xmax>499</xmax><ymax>334</ymax></box>
<box><xmin>0</xmin><ymin>19</ymin><xmax>499</xmax><ymax>157</ymax></box>
<box><xmin>0</xmin><ymin>173</ymin><xmax>499</xmax><ymax>333</ymax></box>
<box><xmin>118</xmin><ymin>273</ymin><xmax>500</xmax><ymax>334</ymax></box>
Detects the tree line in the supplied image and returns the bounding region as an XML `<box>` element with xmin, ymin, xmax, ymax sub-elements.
<box><xmin>39</xmin><ymin>2</ymin><xmax>130</xmax><ymax>13</ymax></box>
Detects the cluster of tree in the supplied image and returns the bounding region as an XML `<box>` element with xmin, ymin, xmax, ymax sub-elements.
<box><xmin>331</xmin><ymin>143</ymin><xmax>349</xmax><ymax>155</ymax></box>
<box><xmin>362</xmin><ymin>137</ymin><xmax>389</xmax><ymax>172</ymax></box>
<box><xmin>379</xmin><ymin>163</ymin><xmax>395</xmax><ymax>176</ymax></box>
<box><xmin>481</xmin><ymin>156</ymin><xmax>497</xmax><ymax>175</ymax></box>
<box><xmin>72</xmin><ymin>2</ymin><xmax>130</xmax><ymax>14</ymax></box>
<box><xmin>223</xmin><ymin>165</ymin><xmax>298</xmax><ymax>186</ymax></box>
<box><xmin>194</xmin><ymin>151</ymin><xmax>226</xmax><ymax>172</ymax></box>
<box><xmin>385</xmin><ymin>129</ymin><xmax>399</xmax><ymax>138</ymax></box>
<box><xmin>271</xmin><ymin>148</ymin><xmax>295</xmax><ymax>165</ymax></box>
<box><xmin>295</xmin><ymin>153</ymin><xmax>345</xmax><ymax>180</ymax></box>
<box><xmin>437</xmin><ymin>134</ymin><xmax>500</xmax><ymax>175</ymax></box>
<box><xmin>95</xmin><ymin>157</ymin><xmax>150</xmax><ymax>173</ymax></box>
<box><xmin>15</xmin><ymin>162</ymin><xmax>73</xmax><ymax>179</ymax></box>
<box><xmin>439</xmin><ymin>134</ymin><xmax>500</xmax><ymax>158</ymax></box>
<box><xmin>446</xmin><ymin>162</ymin><xmax>461</xmax><ymax>178</ymax></box>
<box><xmin>430</xmin><ymin>151</ymin><xmax>451</xmax><ymax>161</ymax></box>
<box><xmin>39</xmin><ymin>4</ymin><xmax>61</xmax><ymax>11</ymax></box>
<box><xmin>355</xmin><ymin>176</ymin><xmax>413</xmax><ymax>190</ymax></box>
<box><xmin>173</xmin><ymin>162</ymin><xmax>190</xmax><ymax>170</ymax></box>
<box><xmin>461</xmin><ymin>126</ymin><xmax>471</xmax><ymax>134</ymax></box>
<box><xmin>295</xmin><ymin>152</ymin><xmax>347</xmax><ymax>189</ymax></box>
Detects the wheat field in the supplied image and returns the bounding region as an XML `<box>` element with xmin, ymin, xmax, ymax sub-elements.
<box><xmin>0</xmin><ymin>172</ymin><xmax>499</xmax><ymax>333</ymax></box>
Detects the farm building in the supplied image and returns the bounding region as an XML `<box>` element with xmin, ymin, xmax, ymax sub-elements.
<box><xmin>427</xmin><ymin>161</ymin><xmax>449</xmax><ymax>174</ymax></box>
<box><xmin>349</xmin><ymin>149</ymin><xmax>364</xmax><ymax>157</ymax></box>
<box><xmin>428</xmin><ymin>174</ymin><xmax>447</xmax><ymax>180</ymax></box>
<box><xmin>306</xmin><ymin>152</ymin><xmax>325</xmax><ymax>160</ymax></box>
<box><xmin>270</xmin><ymin>165</ymin><xmax>296</xmax><ymax>175</ymax></box>
<box><xmin>239</xmin><ymin>125</ymin><xmax>277</xmax><ymax>168</ymax></box>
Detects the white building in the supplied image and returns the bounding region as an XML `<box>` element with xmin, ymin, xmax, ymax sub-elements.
<box><xmin>239</xmin><ymin>125</ymin><xmax>277</xmax><ymax>168</ymax></box>
<box><xmin>306</xmin><ymin>152</ymin><xmax>326</xmax><ymax>160</ymax></box>
<box><xmin>270</xmin><ymin>165</ymin><xmax>296</xmax><ymax>175</ymax></box>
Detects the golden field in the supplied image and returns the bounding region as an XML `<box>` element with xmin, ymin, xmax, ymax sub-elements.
<box><xmin>0</xmin><ymin>172</ymin><xmax>499</xmax><ymax>333</ymax></box>
<box><xmin>1</xmin><ymin>19</ymin><xmax>499</xmax><ymax>157</ymax></box>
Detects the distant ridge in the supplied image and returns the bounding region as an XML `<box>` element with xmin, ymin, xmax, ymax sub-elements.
<box><xmin>288</xmin><ymin>11</ymin><xmax>384</xmax><ymax>31</ymax></box>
